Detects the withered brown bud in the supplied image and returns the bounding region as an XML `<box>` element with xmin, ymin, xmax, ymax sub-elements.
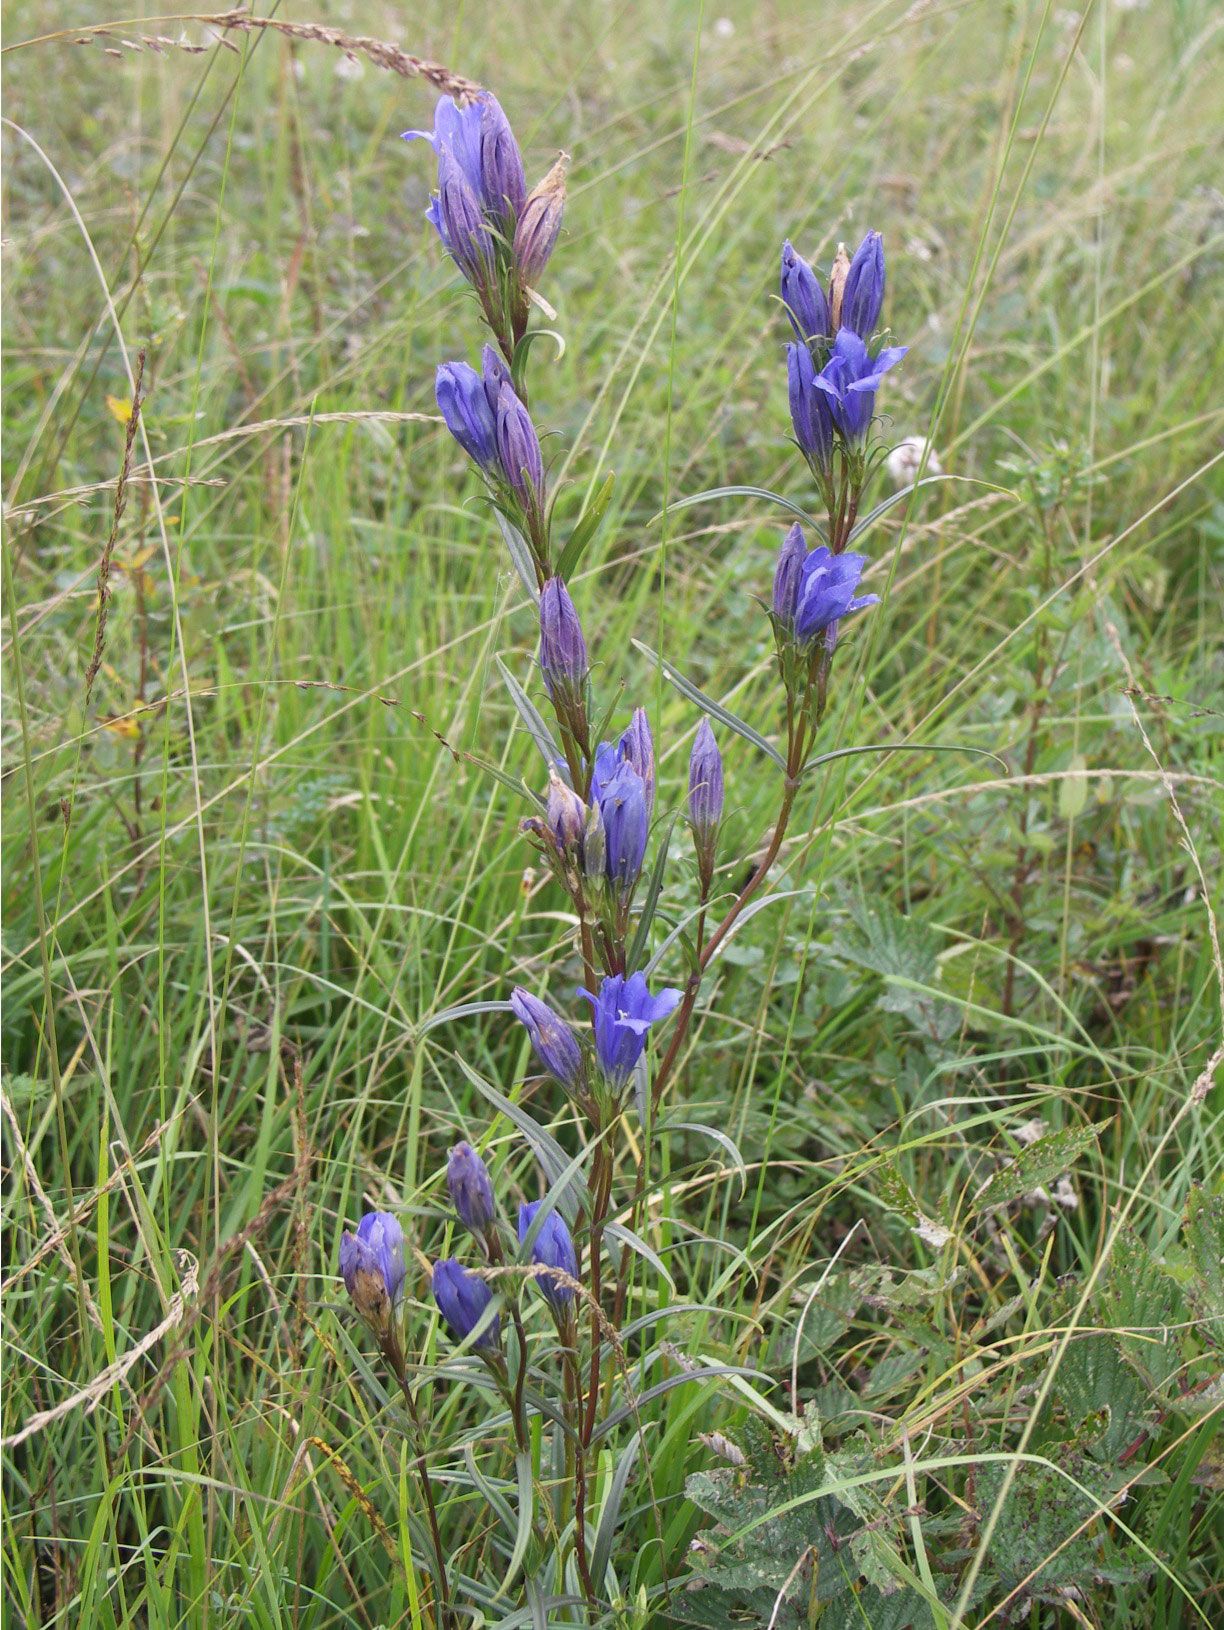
<box><xmin>828</xmin><ymin>242</ymin><xmax>851</xmax><ymax>332</ymax></box>
<box><xmin>513</xmin><ymin>153</ymin><xmax>569</xmax><ymax>284</ymax></box>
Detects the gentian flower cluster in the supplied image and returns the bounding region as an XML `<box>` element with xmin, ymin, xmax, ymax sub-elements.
<box><xmin>780</xmin><ymin>232</ymin><xmax>907</xmax><ymax>534</ymax></box>
<box><xmin>435</xmin><ymin>345</ymin><xmax>551</xmax><ymax>562</ymax></box>
<box><xmin>767</xmin><ymin>229</ymin><xmax>904</xmax><ymax>720</ymax></box>
<box><xmin>406</xmin><ymin>93</ymin><xmax>567</xmax><ymax>360</ymax></box>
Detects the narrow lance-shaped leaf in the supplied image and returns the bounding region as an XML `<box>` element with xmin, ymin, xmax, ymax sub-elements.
<box><xmin>632</xmin><ymin>639</ymin><xmax>786</xmax><ymax>770</ymax></box>
<box><xmin>495</xmin><ymin>510</ymin><xmax>542</xmax><ymax>602</ymax></box>
<box><xmin>556</xmin><ymin>470</ymin><xmax>615</xmax><ymax>579</ymax></box>
<box><xmin>495</xmin><ymin>654</ymin><xmax>563</xmax><ymax>769</ymax></box>
<box><xmin>651</xmin><ymin>484</ymin><xmax>825</xmax><ymax>535</ymax></box>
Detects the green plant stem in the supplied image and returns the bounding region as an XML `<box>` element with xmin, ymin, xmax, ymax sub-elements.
<box><xmin>389</xmin><ymin>1346</ymin><xmax>453</xmax><ymax>1630</ymax></box>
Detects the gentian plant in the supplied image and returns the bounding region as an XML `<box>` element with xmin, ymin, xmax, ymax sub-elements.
<box><xmin>335</xmin><ymin>88</ymin><xmax>933</xmax><ymax>1627</ymax></box>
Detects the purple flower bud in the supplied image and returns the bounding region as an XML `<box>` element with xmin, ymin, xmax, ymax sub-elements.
<box><xmin>792</xmin><ymin>546</ymin><xmax>879</xmax><ymax>642</ymax></box>
<box><xmin>518</xmin><ymin>1200</ymin><xmax>578</xmax><ymax>1307</ymax></box>
<box><xmin>539</xmin><ymin>578</ymin><xmax>588</xmax><ymax>697</ymax></box>
<box><xmin>618</xmin><ymin>708</ymin><xmax>655</xmax><ymax>816</ymax></box>
<box><xmin>480</xmin><ymin>343</ymin><xmax>514</xmax><ymax>411</ymax></box>
<box><xmin>513</xmin><ymin>154</ymin><xmax>568</xmax><ymax>283</ymax></box>
<box><xmin>581</xmin><ymin>797</ymin><xmax>606</xmax><ymax>883</ymax></box>
<box><xmin>773</xmin><ymin>522</ymin><xmax>807</xmax><ymax>628</ymax></box>
<box><xmin>588</xmin><ymin>739</ymin><xmax>621</xmax><ymax>807</ymax></box>
<box><xmin>813</xmin><ymin>329</ymin><xmax>908</xmax><ymax>442</ymax></box>
<box><xmin>787</xmin><ymin>342</ymin><xmax>834</xmax><ymax>471</ymax></box>
<box><xmin>577</xmin><ymin>972</ymin><xmax>681</xmax><ymax>1090</ymax></box>
<box><xmin>688</xmin><ymin>719</ymin><xmax>724</xmax><ymax>838</ymax></box>
<box><xmin>510</xmin><ymin>988</ymin><xmax>583</xmax><ymax>1088</ymax></box>
<box><xmin>841</xmin><ymin>231</ymin><xmax>885</xmax><ymax>338</ymax></box>
<box><xmin>780</xmin><ymin>240</ymin><xmax>831</xmax><ymax>344</ymax></box>
<box><xmin>597</xmin><ymin>761</ymin><xmax>650</xmax><ymax>897</ymax></box>
<box><xmin>546</xmin><ymin>769</ymin><xmax>587</xmax><ymax>856</ymax></box>
<box><xmin>477</xmin><ymin>94</ymin><xmax>527</xmax><ymax>228</ymax></box>
<box><xmin>339</xmin><ymin>1211</ymin><xmax>406</xmax><ymax>1332</ymax></box>
<box><xmin>446</xmin><ymin>1141</ymin><xmax>496</xmax><ymax>1235</ymax></box>
<box><xmin>436</xmin><ymin>361</ymin><xmax>498</xmax><ymax>469</ymax></box>
<box><xmin>494</xmin><ymin>383</ymin><xmax>545</xmax><ymax>506</ymax></box>
<box><xmin>432</xmin><ymin>1258</ymin><xmax>499</xmax><ymax>1348</ymax></box>
<box><xmin>431</xmin><ymin>147</ymin><xmax>494</xmax><ymax>288</ymax></box>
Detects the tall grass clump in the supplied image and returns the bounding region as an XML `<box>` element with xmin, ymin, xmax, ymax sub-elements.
<box><xmin>2</xmin><ymin>3</ymin><xmax>1221</xmax><ymax>1627</ymax></box>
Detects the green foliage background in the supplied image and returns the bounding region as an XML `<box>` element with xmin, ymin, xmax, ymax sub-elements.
<box><xmin>2</xmin><ymin>1</ymin><xmax>1221</xmax><ymax>1625</ymax></box>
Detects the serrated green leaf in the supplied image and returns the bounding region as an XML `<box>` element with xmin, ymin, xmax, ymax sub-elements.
<box><xmin>972</xmin><ymin>1124</ymin><xmax>1101</xmax><ymax>1214</ymax></box>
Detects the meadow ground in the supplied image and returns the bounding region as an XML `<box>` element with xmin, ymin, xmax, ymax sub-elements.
<box><xmin>2</xmin><ymin>1</ymin><xmax>1222</xmax><ymax>1625</ymax></box>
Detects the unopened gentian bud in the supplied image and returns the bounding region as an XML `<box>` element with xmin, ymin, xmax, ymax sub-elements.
<box><xmin>598</xmin><ymin>762</ymin><xmax>649</xmax><ymax>897</ymax></box>
<box><xmin>788</xmin><ymin>342</ymin><xmax>833</xmax><ymax>471</ymax></box>
<box><xmin>432</xmin><ymin>1258</ymin><xmax>499</xmax><ymax>1348</ymax></box>
<box><xmin>780</xmin><ymin>240</ymin><xmax>831</xmax><ymax>344</ymax></box>
<box><xmin>494</xmin><ymin>383</ymin><xmax>545</xmax><ymax>507</ymax></box>
<box><xmin>581</xmin><ymin>797</ymin><xmax>606</xmax><ymax>884</ymax></box>
<box><xmin>339</xmin><ymin>1211</ymin><xmax>406</xmax><ymax>1335</ymax></box>
<box><xmin>480</xmin><ymin>343</ymin><xmax>514</xmax><ymax>409</ymax></box>
<box><xmin>510</xmin><ymin>988</ymin><xmax>583</xmax><ymax>1088</ymax></box>
<box><xmin>514</xmin><ymin>153</ymin><xmax>568</xmax><ymax>284</ymax></box>
<box><xmin>518</xmin><ymin>1200</ymin><xmax>578</xmax><ymax>1309</ymax></box>
<box><xmin>432</xmin><ymin>147</ymin><xmax>494</xmax><ymax>288</ymax></box>
<box><xmin>436</xmin><ymin>361</ymin><xmax>498</xmax><ymax>469</ymax></box>
<box><xmin>539</xmin><ymin>578</ymin><xmax>588</xmax><ymax>698</ymax></box>
<box><xmin>828</xmin><ymin>242</ymin><xmax>851</xmax><ymax>332</ymax></box>
<box><xmin>841</xmin><ymin>230</ymin><xmax>885</xmax><ymax>338</ymax></box>
<box><xmin>477</xmin><ymin>93</ymin><xmax>527</xmax><ymax>228</ymax></box>
<box><xmin>618</xmin><ymin>708</ymin><xmax>655</xmax><ymax>816</ymax></box>
<box><xmin>446</xmin><ymin>1141</ymin><xmax>496</xmax><ymax>1235</ymax></box>
<box><xmin>688</xmin><ymin>720</ymin><xmax>724</xmax><ymax>841</ymax></box>
<box><xmin>546</xmin><ymin>768</ymin><xmax>587</xmax><ymax>856</ymax></box>
<box><xmin>772</xmin><ymin>522</ymin><xmax>807</xmax><ymax>629</ymax></box>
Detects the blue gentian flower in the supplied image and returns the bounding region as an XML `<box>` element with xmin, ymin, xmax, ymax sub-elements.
<box><xmin>405</xmin><ymin>93</ymin><xmax>525</xmax><ymax>229</ymax></box>
<box><xmin>539</xmin><ymin>578</ymin><xmax>588</xmax><ymax>697</ymax></box>
<box><xmin>518</xmin><ymin>1200</ymin><xmax>578</xmax><ymax>1308</ymax></box>
<box><xmin>404</xmin><ymin>95</ymin><xmax>485</xmax><ymax>193</ymax></box>
<box><xmin>813</xmin><ymin>329</ymin><xmax>908</xmax><ymax>441</ymax></box>
<box><xmin>840</xmin><ymin>231</ymin><xmax>885</xmax><ymax>338</ymax></box>
<box><xmin>780</xmin><ymin>240</ymin><xmax>831</xmax><ymax>344</ymax></box>
<box><xmin>435</xmin><ymin>362</ymin><xmax>498</xmax><ymax>469</ymax></box>
<box><xmin>577</xmin><ymin>972</ymin><xmax>681</xmax><ymax>1089</ymax></box>
<box><xmin>787</xmin><ymin>342</ymin><xmax>834</xmax><ymax>470</ymax></box>
<box><xmin>432</xmin><ymin>1258</ymin><xmax>500</xmax><ymax>1348</ymax></box>
<box><xmin>340</xmin><ymin>1211</ymin><xmax>406</xmax><ymax>1331</ymax></box>
<box><xmin>447</xmin><ymin>1142</ymin><xmax>496</xmax><ymax>1235</ymax></box>
<box><xmin>772</xmin><ymin>521</ymin><xmax>808</xmax><ymax>629</ymax></box>
<box><xmin>510</xmin><ymin>988</ymin><xmax>584</xmax><ymax>1088</ymax></box>
<box><xmin>688</xmin><ymin>719</ymin><xmax>724</xmax><ymax>839</ymax></box>
<box><xmin>793</xmin><ymin>546</ymin><xmax>879</xmax><ymax>643</ymax></box>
